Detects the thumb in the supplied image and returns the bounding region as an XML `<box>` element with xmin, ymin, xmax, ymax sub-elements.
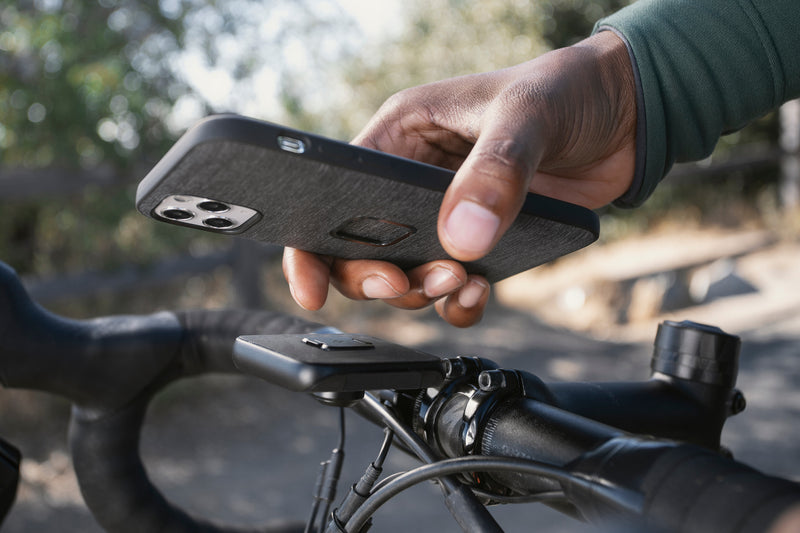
<box><xmin>438</xmin><ymin>112</ymin><xmax>544</xmax><ymax>262</ymax></box>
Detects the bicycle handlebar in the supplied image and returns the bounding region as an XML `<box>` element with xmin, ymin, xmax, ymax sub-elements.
<box><xmin>2</xmin><ymin>260</ymin><xmax>800</xmax><ymax>533</ymax></box>
<box><xmin>399</xmin><ymin>333</ymin><xmax>800</xmax><ymax>532</ymax></box>
<box><xmin>0</xmin><ymin>262</ymin><xmax>321</xmax><ymax>533</ymax></box>
<box><xmin>569</xmin><ymin>437</ymin><xmax>800</xmax><ymax>533</ymax></box>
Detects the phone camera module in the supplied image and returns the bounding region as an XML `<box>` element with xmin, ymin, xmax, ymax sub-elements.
<box><xmin>154</xmin><ymin>195</ymin><xmax>259</xmax><ymax>233</ymax></box>
<box><xmin>162</xmin><ymin>208</ymin><xmax>194</xmax><ymax>221</ymax></box>
<box><xmin>197</xmin><ymin>200</ymin><xmax>230</xmax><ymax>213</ymax></box>
<box><xmin>203</xmin><ymin>217</ymin><xmax>234</xmax><ymax>229</ymax></box>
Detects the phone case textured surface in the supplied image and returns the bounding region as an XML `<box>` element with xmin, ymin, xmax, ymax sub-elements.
<box><xmin>137</xmin><ymin>116</ymin><xmax>599</xmax><ymax>282</ymax></box>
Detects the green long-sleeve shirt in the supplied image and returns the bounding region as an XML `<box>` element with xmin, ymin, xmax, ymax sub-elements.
<box><xmin>594</xmin><ymin>0</ymin><xmax>800</xmax><ymax>207</ymax></box>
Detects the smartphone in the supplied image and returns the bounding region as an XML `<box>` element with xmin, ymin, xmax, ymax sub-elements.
<box><xmin>233</xmin><ymin>333</ymin><xmax>446</xmax><ymax>392</ymax></box>
<box><xmin>136</xmin><ymin>114</ymin><xmax>599</xmax><ymax>283</ymax></box>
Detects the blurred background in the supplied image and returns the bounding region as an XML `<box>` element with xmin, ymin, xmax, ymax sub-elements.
<box><xmin>2</xmin><ymin>0</ymin><xmax>798</xmax><ymax>322</ymax></box>
<box><xmin>2</xmin><ymin>0</ymin><xmax>800</xmax><ymax>531</ymax></box>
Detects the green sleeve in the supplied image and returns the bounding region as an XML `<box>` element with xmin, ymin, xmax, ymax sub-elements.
<box><xmin>593</xmin><ymin>0</ymin><xmax>800</xmax><ymax>207</ymax></box>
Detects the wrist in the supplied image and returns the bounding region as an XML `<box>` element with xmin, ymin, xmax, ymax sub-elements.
<box><xmin>585</xmin><ymin>30</ymin><xmax>644</xmax><ymax>208</ymax></box>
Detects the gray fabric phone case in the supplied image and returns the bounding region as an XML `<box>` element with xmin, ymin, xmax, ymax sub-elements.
<box><xmin>136</xmin><ymin>115</ymin><xmax>599</xmax><ymax>283</ymax></box>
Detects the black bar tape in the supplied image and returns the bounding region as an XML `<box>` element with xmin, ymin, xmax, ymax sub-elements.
<box><xmin>641</xmin><ymin>446</ymin><xmax>800</xmax><ymax>533</ymax></box>
<box><xmin>67</xmin><ymin>308</ymin><xmax>320</xmax><ymax>533</ymax></box>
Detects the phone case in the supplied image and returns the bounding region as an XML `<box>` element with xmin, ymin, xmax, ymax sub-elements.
<box><xmin>136</xmin><ymin>115</ymin><xmax>599</xmax><ymax>283</ymax></box>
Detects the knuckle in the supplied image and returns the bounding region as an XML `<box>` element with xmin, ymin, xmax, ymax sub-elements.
<box><xmin>361</xmin><ymin>88</ymin><xmax>438</xmax><ymax>148</ymax></box>
<box><xmin>499</xmin><ymin>80</ymin><xmax>540</xmax><ymax>107</ymax></box>
<box><xmin>469</xmin><ymin>141</ymin><xmax>531</xmax><ymax>188</ymax></box>
<box><xmin>379</xmin><ymin>87</ymin><xmax>426</xmax><ymax>119</ymax></box>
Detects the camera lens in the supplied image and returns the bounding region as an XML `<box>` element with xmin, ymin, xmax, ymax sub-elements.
<box><xmin>203</xmin><ymin>217</ymin><xmax>234</xmax><ymax>229</ymax></box>
<box><xmin>162</xmin><ymin>208</ymin><xmax>194</xmax><ymax>220</ymax></box>
<box><xmin>197</xmin><ymin>201</ymin><xmax>229</xmax><ymax>213</ymax></box>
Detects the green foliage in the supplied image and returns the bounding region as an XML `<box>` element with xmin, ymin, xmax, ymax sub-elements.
<box><xmin>0</xmin><ymin>0</ymin><xmax>356</xmax><ymax>277</ymax></box>
<box><xmin>540</xmin><ymin>0</ymin><xmax>631</xmax><ymax>48</ymax></box>
<box><xmin>0</xmin><ymin>0</ymin><xmax>188</xmax><ymax>169</ymax></box>
<box><xmin>332</xmin><ymin>0</ymin><xmax>632</xmax><ymax>138</ymax></box>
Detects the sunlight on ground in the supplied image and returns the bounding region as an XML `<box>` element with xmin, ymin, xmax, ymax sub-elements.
<box><xmin>495</xmin><ymin>226</ymin><xmax>800</xmax><ymax>342</ymax></box>
<box><xmin>18</xmin><ymin>452</ymin><xmax>82</xmax><ymax>508</ymax></box>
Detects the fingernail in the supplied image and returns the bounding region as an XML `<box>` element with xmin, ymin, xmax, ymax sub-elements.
<box><xmin>458</xmin><ymin>280</ymin><xmax>488</xmax><ymax>308</ymax></box>
<box><xmin>362</xmin><ymin>276</ymin><xmax>401</xmax><ymax>299</ymax></box>
<box><xmin>423</xmin><ymin>268</ymin><xmax>461</xmax><ymax>298</ymax></box>
<box><xmin>444</xmin><ymin>201</ymin><xmax>501</xmax><ymax>256</ymax></box>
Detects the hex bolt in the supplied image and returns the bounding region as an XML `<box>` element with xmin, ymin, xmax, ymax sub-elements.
<box><xmin>443</xmin><ymin>358</ymin><xmax>466</xmax><ymax>379</ymax></box>
<box><xmin>478</xmin><ymin>370</ymin><xmax>506</xmax><ymax>392</ymax></box>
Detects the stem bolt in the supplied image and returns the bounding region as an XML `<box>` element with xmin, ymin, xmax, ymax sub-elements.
<box><xmin>478</xmin><ymin>370</ymin><xmax>506</xmax><ymax>392</ymax></box>
<box><xmin>443</xmin><ymin>358</ymin><xmax>466</xmax><ymax>379</ymax></box>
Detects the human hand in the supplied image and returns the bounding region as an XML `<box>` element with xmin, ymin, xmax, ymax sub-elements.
<box><xmin>284</xmin><ymin>30</ymin><xmax>636</xmax><ymax>327</ymax></box>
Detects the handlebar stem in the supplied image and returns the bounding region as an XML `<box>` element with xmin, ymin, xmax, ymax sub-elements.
<box><xmin>402</xmin><ymin>321</ymin><xmax>747</xmax><ymax>500</ymax></box>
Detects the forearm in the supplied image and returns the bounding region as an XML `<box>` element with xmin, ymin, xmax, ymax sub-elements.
<box><xmin>594</xmin><ymin>0</ymin><xmax>800</xmax><ymax>207</ymax></box>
